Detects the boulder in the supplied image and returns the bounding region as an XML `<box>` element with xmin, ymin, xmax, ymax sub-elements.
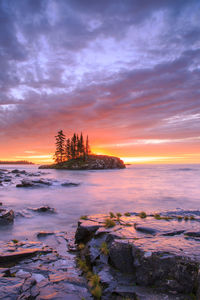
<box><xmin>132</xmin><ymin>247</ymin><xmax>199</xmax><ymax>294</ymax></box>
<box><xmin>61</xmin><ymin>182</ymin><xmax>80</xmax><ymax>187</ymax></box>
<box><xmin>109</xmin><ymin>240</ymin><xmax>134</xmax><ymax>273</ymax></box>
<box><xmin>16</xmin><ymin>179</ymin><xmax>52</xmax><ymax>188</ymax></box>
<box><xmin>0</xmin><ymin>209</ymin><xmax>14</xmax><ymax>225</ymax></box>
<box><xmin>11</xmin><ymin>169</ymin><xmax>27</xmax><ymax>175</ymax></box>
<box><xmin>75</xmin><ymin>220</ymin><xmax>101</xmax><ymax>244</ymax></box>
<box><xmin>31</xmin><ymin>206</ymin><xmax>56</xmax><ymax>213</ymax></box>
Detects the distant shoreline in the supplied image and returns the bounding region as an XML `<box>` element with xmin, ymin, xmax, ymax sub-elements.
<box><xmin>0</xmin><ymin>161</ymin><xmax>34</xmax><ymax>165</ymax></box>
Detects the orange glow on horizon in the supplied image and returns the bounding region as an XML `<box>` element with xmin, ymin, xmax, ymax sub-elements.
<box><xmin>1</xmin><ymin>154</ymin><xmax>200</xmax><ymax>165</ymax></box>
<box><xmin>1</xmin><ymin>146</ymin><xmax>200</xmax><ymax>165</ymax></box>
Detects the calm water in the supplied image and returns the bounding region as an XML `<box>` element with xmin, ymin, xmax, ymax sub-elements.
<box><xmin>0</xmin><ymin>164</ymin><xmax>200</xmax><ymax>241</ymax></box>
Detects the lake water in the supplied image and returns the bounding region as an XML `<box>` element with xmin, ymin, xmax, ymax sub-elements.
<box><xmin>0</xmin><ymin>164</ymin><xmax>200</xmax><ymax>241</ymax></box>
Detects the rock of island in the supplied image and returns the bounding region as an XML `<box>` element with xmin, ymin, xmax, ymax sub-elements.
<box><xmin>39</xmin><ymin>154</ymin><xmax>126</xmax><ymax>170</ymax></box>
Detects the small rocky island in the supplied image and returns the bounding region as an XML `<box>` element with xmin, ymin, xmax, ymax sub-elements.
<box><xmin>39</xmin><ymin>130</ymin><xmax>125</xmax><ymax>170</ymax></box>
<box><xmin>39</xmin><ymin>155</ymin><xmax>125</xmax><ymax>170</ymax></box>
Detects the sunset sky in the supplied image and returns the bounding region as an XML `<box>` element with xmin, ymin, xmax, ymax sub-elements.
<box><xmin>0</xmin><ymin>0</ymin><xmax>200</xmax><ymax>164</ymax></box>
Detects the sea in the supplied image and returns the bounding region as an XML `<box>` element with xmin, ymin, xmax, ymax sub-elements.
<box><xmin>0</xmin><ymin>164</ymin><xmax>200</xmax><ymax>241</ymax></box>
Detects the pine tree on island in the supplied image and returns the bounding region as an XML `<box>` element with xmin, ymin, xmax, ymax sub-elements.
<box><xmin>54</xmin><ymin>130</ymin><xmax>66</xmax><ymax>163</ymax></box>
<box><xmin>54</xmin><ymin>130</ymin><xmax>91</xmax><ymax>163</ymax></box>
<box><xmin>86</xmin><ymin>135</ymin><xmax>90</xmax><ymax>157</ymax></box>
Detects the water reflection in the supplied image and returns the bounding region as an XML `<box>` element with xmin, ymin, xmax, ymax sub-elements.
<box><xmin>0</xmin><ymin>164</ymin><xmax>199</xmax><ymax>241</ymax></box>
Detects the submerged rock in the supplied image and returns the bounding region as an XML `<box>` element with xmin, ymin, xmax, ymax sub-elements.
<box><xmin>30</xmin><ymin>206</ymin><xmax>56</xmax><ymax>213</ymax></box>
<box><xmin>0</xmin><ymin>209</ymin><xmax>14</xmax><ymax>225</ymax></box>
<box><xmin>16</xmin><ymin>179</ymin><xmax>52</xmax><ymax>188</ymax></box>
<box><xmin>3</xmin><ymin>176</ymin><xmax>12</xmax><ymax>182</ymax></box>
<box><xmin>37</xmin><ymin>231</ymin><xmax>55</xmax><ymax>238</ymax></box>
<box><xmin>61</xmin><ymin>182</ymin><xmax>80</xmax><ymax>187</ymax></box>
<box><xmin>11</xmin><ymin>169</ymin><xmax>27</xmax><ymax>175</ymax></box>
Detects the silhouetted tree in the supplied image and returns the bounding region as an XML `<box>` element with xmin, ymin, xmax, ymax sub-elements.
<box><xmin>54</xmin><ymin>130</ymin><xmax>91</xmax><ymax>163</ymax></box>
<box><xmin>66</xmin><ymin>138</ymin><xmax>71</xmax><ymax>160</ymax></box>
<box><xmin>71</xmin><ymin>133</ymin><xmax>77</xmax><ymax>159</ymax></box>
<box><xmin>86</xmin><ymin>135</ymin><xmax>91</xmax><ymax>156</ymax></box>
<box><xmin>80</xmin><ymin>132</ymin><xmax>84</xmax><ymax>157</ymax></box>
<box><xmin>54</xmin><ymin>130</ymin><xmax>66</xmax><ymax>163</ymax></box>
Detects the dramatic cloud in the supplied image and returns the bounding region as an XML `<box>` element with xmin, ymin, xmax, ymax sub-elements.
<box><xmin>0</xmin><ymin>0</ymin><xmax>199</xmax><ymax>162</ymax></box>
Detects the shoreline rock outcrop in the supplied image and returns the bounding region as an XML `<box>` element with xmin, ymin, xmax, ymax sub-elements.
<box><xmin>39</xmin><ymin>155</ymin><xmax>126</xmax><ymax>170</ymax></box>
<box><xmin>75</xmin><ymin>213</ymin><xmax>200</xmax><ymax>299</ymax></box>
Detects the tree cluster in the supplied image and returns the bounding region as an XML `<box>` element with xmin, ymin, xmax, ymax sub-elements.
<box><xmin>54</xmin><ymin>130</ymin><xmax>91</xmax><ymax>163</ymax></box>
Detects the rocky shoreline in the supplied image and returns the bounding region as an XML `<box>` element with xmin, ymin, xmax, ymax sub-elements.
<box><xmin>0</xmin><ymin>210</ymin><xmax>200</xmax><ymax>299</ymax></box>
<box><xmin>39</xmin><ymin>155</ymin><xmax>126</xmax><ymax>170</ymax></box>
<box><xmin>0</xmin><ymin>168</ymin><xmax>80</xmax><ymax>188</ymax></box>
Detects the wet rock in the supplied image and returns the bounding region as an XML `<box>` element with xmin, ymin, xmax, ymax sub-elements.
<box><xmin>98</xmin><ymin>266</ymin><xmax>115</xmax><ymax>287</ymax></box>
<box><xmin>0</xmin><ymin>169</ymin><xmax>8</xmax><ymax>172</ymax></box>
<box><xmin>15</xmin><ymin>210</ymin><xmax>32</xmax><ymax>218</ymax></box>
<box><xmin>32</xmin><ymin>273</ymin><xmax>46</xmax><ymax>283</ymax></box>
<box><xmin>27</xmin><ymin>172</ymin><xmax>41</xmax><ymax>177</ymax></box>
<box><xmin>113</xmin><ymin>285</ymin><xmax>187</xmax><ymax>299</ymax></box>
<box><xmin>76</xmin><ymin>213</ymin><xmax>200</xmax><ymax>299</ymax></box>
<box><xmin>16</xmin><ymin>179</ymin><xmax>52</xmax><ymax>188</ymax></box>
<box><xmin>0</xmin><ymin>277</ymin><xmax>23</xmax><ymax>299</ymax></box>
<box><xmin>3</xmin><ymin>269</ymin><xmax>16</xmax><ymax>277</ymax></box>
<box><xmin>11</xmin><ymin>169</ymin><xmax>27</xmax><ymax>175</ymax></box>
<box><xmin>0</xmin><ymin>248</ymin><xmax>50</xmax><ymax>264</ymax></box>
<box><xmin>134</xmin><ymin>224</ymin><xmax>158</xmax><ymax>235</ymax></box>
<box><xmin>3</xmin><ymin>232</ymin><xmax>92</xmax><ymax>299</ymax></box>
<box><xmin>162</xmin><ymin>230</ymin><xmax>185</xmax><ymax>236</ymax></box>
<box><xmin>31</xmin><ymin>206</ymin><xmax>56</xmax><ymax>213</ymax></box>
<box><xmin>37</xmin><ymin>231</ymin><xmax>55</xmax><ymax>238</ymax></box>
<box><xmin>3</xmin><ymin>176</ymin><xmax>12</xmax><ymax>182</ymax></box>
<box><xmin>61</xmin><ymin>182</ymin><xmax>80</xmax><ymax>187</ymax></box>
<box><xmin>16</xmin><ymin>180</ymin><xmax>36</xmax><ymax>187</ymax></box>
<box><xmin>15</xmin><ymin>269</ymin><xmax>30</xmax><ymax>279</ymax></box>
<box><xmin>75</xmin><ymin>220</ymin><xmax>101</xmax><ymax>244</ymax></box>
<box><xmin>20</xmin><ymin>276</ymin><xmax>37</xmax><ymax>296</ymax></box>
<box><xmin>0</xmin><ymin>209</ymin><xmax>14</xmax><ymax>225</ymax></box>
<box><xmin>132</xmin><ymin>248</ymin><xmax>199</xmax><ymax>294</ymax></box>
<box><xmin>109</xmin><ymin>240</ymin><xmax>134</xmax><ymax>273</ymax></box>
<box><xmin>184</xmin><ymin>231</ymin><xmax>200</xmax><ymax>238</ymax></box>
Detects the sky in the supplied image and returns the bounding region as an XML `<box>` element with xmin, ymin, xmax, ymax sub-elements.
<box><xmin>0</xmin><ymin>0</ymin><xmax>200</xmax><ymax>164</ymax></box>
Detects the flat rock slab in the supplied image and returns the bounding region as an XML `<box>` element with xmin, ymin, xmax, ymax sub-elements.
<box><xmin>0</xmin><ymin>232</ymin><xmax>91</xmax><ymax>299</ymax></box>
